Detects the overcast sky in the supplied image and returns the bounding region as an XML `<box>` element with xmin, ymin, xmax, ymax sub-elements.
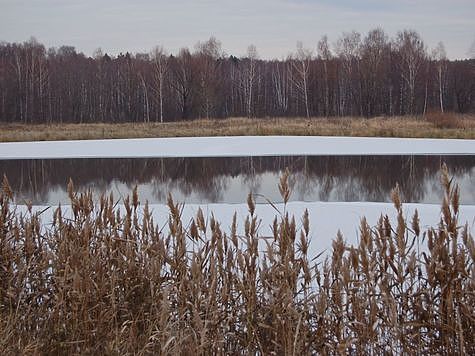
<box><xmin>1</xmin><ymin>0</ymin><xmax>474</xmax><ymax>59</ymax></box>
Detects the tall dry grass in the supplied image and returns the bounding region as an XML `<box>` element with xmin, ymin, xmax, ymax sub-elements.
<box><xmin>1</xmin><ymin>115</ymin><xmax>475</xmax><ymax>142</ymax></box>
<box><xmin>0</xmin><ymin>166</ymin><xmax>474</xmax><ymax>354</ymax></box>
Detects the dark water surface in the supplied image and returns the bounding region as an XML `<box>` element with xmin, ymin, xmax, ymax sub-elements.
<box><xmin>0</xmin><ymin>156</ymin><xmax>474</xmax><ymax>205</ymax></box>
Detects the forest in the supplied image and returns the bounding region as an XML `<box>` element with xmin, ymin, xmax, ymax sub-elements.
<box><xmin>0</xmin><ymin>28</ymin><xmax>473</xmax><ymax>124</ymax></box>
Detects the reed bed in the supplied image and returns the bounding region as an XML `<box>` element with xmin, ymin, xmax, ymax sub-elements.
<box><xmin>0</xmin><ymin>166</ymin><xmax>474</xmax><ymax>355</ymax></box>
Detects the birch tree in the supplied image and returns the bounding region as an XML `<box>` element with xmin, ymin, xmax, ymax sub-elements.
<box><xmin>244</xmin><ymin>44</ymin><xmax>258</xmax><ymax>118</ymax></box>
<box><xmin>138</xmin><ymin>71</ymin><xmax>150</xmax><ymax>123</ymax></box>
<box><xmin>394</xmin><ymin>30</ymin><xmax>426</xmax><ymax>115</ymax></box>
<box><xmin>360</xmin><ymin>28</ymin><xmax>389</xmax><ymax>116</ymax></box>
<box><xmin>318</xmin><ymin>35</ymin><xmax>332</xmax><ymax>116</ymax></box>
<box><xmin>291</xmin><ymin>42</ymin><xmax>312</xmax><ymax>118</ymax></box>
<box><xmin>151</xmin><ymin>46</ymin><xmax>168</xmax><ymax>122</ymax></box>
<box><xmin>335</xmin><ymin>31</ymin><xmax>361</xmax><ymax>116</ymax></box>
<box><xmin>170</xmin><ymin>48</ymin><xmax>194</xmax><ymax>120</ymax></box>
<box><xmin>195</xmin><ymin>37</ymin><xmax>223</xmax><ymax>118</ymax></box>
<box><xmin>431</xmin><ymin>41</ymin><xmax>447</xmax><ymax>113</ymax></box>
<box><xmin>271</xmin><ymin>60</ymin><xmax>290</xmax><ymax>115</ymax></box>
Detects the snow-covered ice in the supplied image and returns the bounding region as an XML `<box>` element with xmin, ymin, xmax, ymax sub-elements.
<box><xmin>1</xmin><ymin>136</ymin><xmax>475</xmax><ymax>159</ymax></box>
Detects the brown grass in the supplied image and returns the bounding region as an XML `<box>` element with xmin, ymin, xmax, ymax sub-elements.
<box><xmin>425</xmin><ymin>111</ymin><xmax>464</xmax><ymax>129</ymax></box>
<box><xmin>1</xmin><ymin>115</ymin><xmax>474</xmax><ymax>142</ymax></box>
<box><xmin>0</xmin><ymin>166</ymin><xmax>474</xmax><ymax>354</ymax></box>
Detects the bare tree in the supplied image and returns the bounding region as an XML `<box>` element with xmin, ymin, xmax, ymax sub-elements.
<box><xmin>335</xmin><ymin>31</ymin><xmax>362</xmax><ymax>116</ymax></box>
<box><xmin>272</xmin><ymin>60</ymin><xmax>290</xmax><ymax>115</ymax></box>
<box><xmin>195</xmin><ymin>37</ymin><xmax>223</xmax><ymax>118</ymax></box>
<box><xmin>318</xmin><ymin>35</ymin><xmax>332</xmax><ymax>116</ymax></box>
<box><xmin>468</xmin><ymin>37</ymin><xmax>475</xmax><ymax>59</ymax></box>
<box><xmin>291</xmin><ymin>42</ymin><xmax>312</xmax><ymax>118</ymax></box>
<box><xmin>93</xmin><ymin>48</ymin><xmax>106</xmax><ymax>122</ymax></box>
<box><xmin>244</xmin><ymin>44</ymin><xmax>258</xmax><ymax>118</ymax></box>
<box><xmin>360</xmin><ymin>28</ymin><xmax>389</xmax><ymax>116</ymax></box>
<box><xmin>170</xmin><ymin>48</ymin><xmax>194</xmax><ymax>120</ymax></box>
<box><xmin>151</xmin><ymin>46</ymin><xmax>168</xmax><ymax>123</ymax></box>
<box><xmin>138</xmin><ymin>72</ymin><xmax>150</xmax><ymax>123</ymax></box>
<box><xmin>431</xmin><ymin>41</ymin><xmax>447</xmax><ymax>113</ymax></box>
<box><xmin>394</xmin><ymin>30</ymin><xmax>426</xmax><ymax>115</ymax></box>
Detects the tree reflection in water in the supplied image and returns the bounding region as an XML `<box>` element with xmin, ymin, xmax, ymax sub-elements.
<box><xmin>0</xmin><ymin>156</ymin><xmax>473</xmax><ymax>205</ymax></box>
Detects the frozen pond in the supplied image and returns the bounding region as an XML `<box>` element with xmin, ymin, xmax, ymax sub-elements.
<box><xmin>1</xmin><ymin>135</ymin><xmax>474</xmax><ymax>251</ymax></box>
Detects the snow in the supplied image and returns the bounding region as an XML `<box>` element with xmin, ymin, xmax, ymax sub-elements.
<box><xmin>1</xmin><ymin>136</ymin><xmax>475</xmax><ymax>159</ymax></box>
<box><xmin>19</xmin><ymin>200</ymin><xmax>475</xmax><ymax>256</ymax></box>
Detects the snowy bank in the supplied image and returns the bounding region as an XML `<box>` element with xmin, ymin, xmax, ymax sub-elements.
<box><xmin>1</xmin><ymin>136</ymin><xmax>475</xmax><ymax>159</ymax></box>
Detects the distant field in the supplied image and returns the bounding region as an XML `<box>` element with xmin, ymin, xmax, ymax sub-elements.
<box><xmin>1</xmin><ymin>114</ymin><xmax>474</xmax><ymax>142</ymax></box>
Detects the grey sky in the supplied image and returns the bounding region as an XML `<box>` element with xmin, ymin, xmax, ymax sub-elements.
<box><xmin>1</xmin><ymin>0</ymin><xmax>474</xmax><ymax>59</ymax></box>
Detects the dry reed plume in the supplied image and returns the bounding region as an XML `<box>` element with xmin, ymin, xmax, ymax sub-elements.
<box><xmin>0</xmin><ymin>166</ymin><xmax>474</xmax><ymax>354</ymax></box>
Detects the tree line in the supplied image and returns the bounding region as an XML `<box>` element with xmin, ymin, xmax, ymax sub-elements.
<box><xmin>0</xmin><ymin>29</ymin><xmax>473</xmax><ymax>124</ymax></box>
